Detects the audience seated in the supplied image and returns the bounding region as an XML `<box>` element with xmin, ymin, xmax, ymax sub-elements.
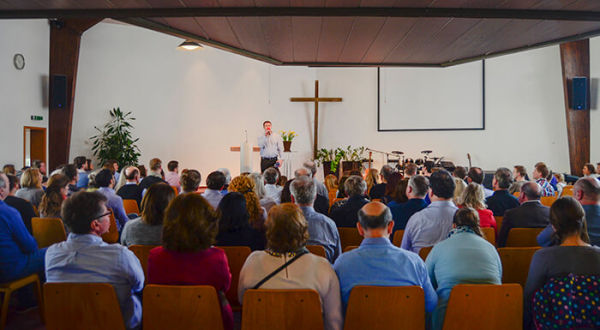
<box><xmin>116</xmin><ymin>166</ymin><xmax>143</xmax><ymax>208</ymax></box>
<box><xmin>303</xmin><ymin>161</ymin><xmax>329</xmax><ymax>201</ymax></box>
<box><xmin>452</xmin><ymin>166</ymin><xmax>467</xmax><ymax>181</ymax></box>
<box><xmin>277</xmin><ymin>174</ymin><xmax>287</xmax><ymax>187</ymax></box>
<box><xmin>31</xmin><ymin>160</ymin><xmax>47</xmax><ymax>184</ymax></box>
<box><xmin>324</xmin><ymin>174</ymin><xmax>338</xmax><ymax>192</ymax></box>
<box><xmin>4</xmin><ymin>174</ymin><xmax>36</xmax><ymax>233</ymax></box>
<box><xmin>60</xmin><ymin>164</ymin><xmax>79</xmax><ymax>196</ymax></box>
<box><xmin>404</xmin><ymin>163</ymin><xmax>418</xmax><ymax>179</ymax></box>
<box><xmin>486</xmin><ymin>167</ymin><xmax>520</xmax><ymax>216</ymax></box>
<box><xmin>333</xmin><ymin>202</ymin><xmax>437</xmax><ymax>313</ymax></box>
<box><xmin>74</xmin><ymin>156</ymin><xmax>90</xmax><ymax>189</ymax></box>
<box><xmin>369</xmin><ymin>165</ymin><xmax>394</xmax><ymax>200</ymax></box>
<box><xmin>383</xmin><ymin>172</ymin><xmax>403</xmax><ymax>204</ymax></box>
<box><xmin>216</xmin><ymin>192</ymin><xmax>266</xmax><ymax>251</ymax></box>
<box><xmin>120</xmin><ymin>183</ymin><xmax>175</xmax><ymax>246</ymax></box>
<box><xmin>202</xmin><ymin>171</ymin><xmax>226</xmax><ymax>209</ymax></box>
<box><xmin>336</xmin><ymin>175</ymin><xmax>350</xmax><ymax>199</ymax></box>
<box><xmin>263</xmin><ymin>167</ymin><xmax>283</xmax><ymax>204</ymax></box>
<box><xmin>217</xmin><ymin>168</ymin><xmax>232</xmax><ymax>194</ymax></box>
<box><xmin>164</xmin><ymin>160</ymin><xmax>181</xmax><ymax>191</ymax></box>
<box><xmin>39</xmin><ymin>174</ymin><xmax>70</xmax><ymax>219</ymax></box>
<box><xmin>452</xmin><ymin>177</ymin><xmax>467</xmax><ymax>204</ymax></box>
<box><xmin>497</xmin><ymin>182</ymin><xmax>550</xmax><ymax>247</ymax></box>
<box><xmin>458</xmin><ymin>183</ymin><xmax>496</xmax><ymax>231</ymax></box>
<box><xmin>582</xmin><ymin>162</ymin><xmax>597</xmax><ymax>179</ymax></box>
<box><xmin>95</xmin><ymin>169</ymin><xmax>130</xmax><ymax>231</ymax></box>
<box><xmin>294</xmin><ymin>168</ymin><xmax>330</xmax><ymax>216</ymax></box>
<box><xmin>389</xmin><ymin>175</ymin><xmax>429</xmax><ymax>233</ymax></box>
<box><xmin>2</xmin><ymin>164</ymin><xmax>16</xmax><ymax>176</ymax></box>
<box><xmin>139</xmin><ymin>158</ymin><xmax>167</xmax><ymax>191</ymax></box>
<box><xmin>364</xmin><ymin>168</ymin><xmax>379</xmax><ymax>195</ymax></box>
<box><xmin>248</xmin><ymin>172</ymin><xmax>276</xmax><ymax>212</ymax></box>
<box><xmin>103</xmin><ymin>159</ymin><xmax>120</xmax><ymax>183</ymax></box>
<box><xmin>228</xmin><ymin>175</ymin><xmax>267</xmax><ymax>231</ymax></box>
<box><xmin>46</xmin><ymin>191</ymin><xmax>144</xmax><ymax>330</ymax></box>
<box><xmin>113</xmin><ymin>166</ymin><xmax>129</xmax><ymax>192</ymax></box>
<box><xmin>238</xmin><ymin>203</ymin><xmax>342</xmax><ymax>330</ymax></box>
<box><xmin>148</xmin><ymin>193</ymin><xmax>233</xmax><ymax>330</ymax></box>
<box><xmin>291</xmin><ymin>176</ymin><xmax>341</xmax><ymax>263</ymax></box>
<box><xmin>524</xmin><ymin>197</ymin><xmax>600</xmax><ymax>329</ymax></box>
<box><xmin>425</xmin><ymin>208</ymin><xmax>502</xmax><ymax>330</ymax></box>
<box><xmin>330</xmin><ymin>175</ymin><xmax>369</xmax><ymax>228</ymax></box>
<box><xmin>280</xmin><ymin>179</ymin><xmax>293</xmax><ymax>203</ymax></box>
<box><xmin>180</xmin><ymin>169</ymin><xmax>201</xmax><ymax>193</ymax></box>
<box><xmin>387</xmin><ymin>177</ymin><xmax>409</xmax><ymax>205</ymax></box>
<box><xmin>553</xmin><ymin>173</ymin><xmax>567</xmax><ymax>196</ymax></box>
<box><xmin>15</xmin><ymin>168</ymin><xmax>44</xmax><ymax>207</ymax></box>
<box><xmin>467</xmin><ymin>167</ymin><xmax>493</xmax><ymax>198</ymax></box>
<box><xmin>509</xmin><ymin>165</ymin><xmax>528</xmax><ymax>195</ymax></box>
<box><xmin>532</xmin><ymin>162</ymin><xmax>555</xmax><ymax>197</ymax></box>
<box><xmin>402</xmin><ymin>170</ymin><xmax>457</xmax><ymax>253</ymax></box>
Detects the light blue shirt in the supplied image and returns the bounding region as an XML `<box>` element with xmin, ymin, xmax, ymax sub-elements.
<box><xmin>333</xmin><ymin>237</ymin><xmax>437</xmax><ymax>313</ymax></box>
<box><xmin>264</xmin><ymin>184</ymin><xmax>282</xmax><ymax>204</ymax></box>
<box><xmin>45</xmin><ymin>234</ymin><xmax>144</xmax><ymax>330</ymax></box>
<box><xmin>258</xmin><ymin>133</ymin><xmax>283</xmax><ymax>158</ymax></box>
<box><xmin>402</xmin><ymin>200</ymin><xmax>458</xmax><ymax>253</ymax></box>
<box><xmin>201</xmin><ymin>189</ymin><xmax>224</xmax><ymax>210</ymax></box>
<box><xmin>98</xmin><ymin>187</ymin><xmax>129</xmax><ymax>231</ymax></box>
<box><xmin>300</xmin><ymin>206</ymin><xmax>342</xmax><ymax>263</ymax></box>
<box><xmin>425</xmin><ymin>230</ymin><xmax>502</xmax><ymax>330</ymax></box>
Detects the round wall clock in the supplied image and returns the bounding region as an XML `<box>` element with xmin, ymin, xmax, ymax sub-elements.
<box><xmin>13</xmin><ymin>53</ymin><xmax>25</xmax><ymax>70</ymax></box>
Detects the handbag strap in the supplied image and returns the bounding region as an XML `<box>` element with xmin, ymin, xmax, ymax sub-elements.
<box><xmin>252</xmin><ymin>248</ymin><xmax>309</xmax><ymax>289</ymax></box>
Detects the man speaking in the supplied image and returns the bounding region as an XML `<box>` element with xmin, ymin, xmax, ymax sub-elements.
<box><xmin>258</xmin><ymin>120</ymin><xmax>284</xmax><ymax>173</ymax></box>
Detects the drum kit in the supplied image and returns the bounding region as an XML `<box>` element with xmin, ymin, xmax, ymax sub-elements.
<box><xmin>365</xmin><ymin>148</ymin><xmax>456</xmax><ymax>175</ymax></box>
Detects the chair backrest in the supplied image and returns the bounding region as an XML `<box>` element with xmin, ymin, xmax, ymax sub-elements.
<box><xmin>143</xmin><ymin>284</ymin><xmax>224</xmax><ymax>330</ymax></box>
<box><xmin>306</xmin><ymin>245</ymin><xmax>327</xmax><ymax>258</ymax></box>
<box><xmin>392</xmin><ymin>230</ymin><xmax>404</xmax><ymax>247</ymax></box>
<box><xmin>44</xmin><ymin>282</ymin><xmax>126</xmax><ymax>330</ymax></box>
<box><xmin>242</xmin><ymin>289</ymin><xmax>324</xmax><ymax>330</ymax></box>
<box><xmin>344</xmin><ymin>245</ymin><xmax>358</xmax><ymax>252</ymax></box>
<box><xmin>505</xmin><ymin>228</ymin><xmax>544</xmax><ymax>247</ymax></box>
<box><xmin>560</xmin><ymin>185</ymin><xmax>574</xmax><ymax>197</ymax></box>
<box><xmin>328</xmin><ymin>190</ymin><xmax>338</xmax><ymax>207</ymax></box>
<box><xmin>216</xmin><ymin>246</ymin><xmax>252</xmax><ymax>309</ymax></box>
<box><xmin>338</xmin><ymin>227</ymin><xmax>363</xmax><ymax>250</ymax></box>
<box><xmin>344</xmin><ymin>286</ymin><xmax>425</xmax><ymax>330</ymax></box>
<box><xmin>540</xmin><ymin>196</ymin><xmax>557</xmax><ymax>207</ymax></box>
<box><xmin>481</xmin><ymin>227</ymin><xmax>496</xmax><ymax>246</ymax></box>
<box><xmin>497</xmin><ymin>247</ymin><xmax>541</xmax><ymax>287</ymax></box>
<box><xmin>128</xmin><ymin>245</ymin><xmax>158</xmax><ymax>281</ymax></box>
<box><xmin>442</xmin><ymin>284</ymin><xmax>522</xmax><ymax>330</ymax></box>
<box><xmin>122</xmin><ymin>199</ymin><xmax>140</xmax><ymax>215</ymax></box>
<box><xmin>101</xmin><ymin>211</ymin><xmax>119</xmax><ymax>244</ymax></box>
<box><xmin>418</xmin><ymin>246</ymin><xmax>433</xmax><ymax>261</ymax></box>
<box><xmin>494</xmin><ymin>216</ymin><xmax>503</xmax><ymax>233</ymax></box>
<box><xmin>171</xmin><ymin>186</ymin><xmax>179</xmax><ymax>195</ymax></box>
<box><xmin>31</xmin><ymin>217</ymin><xmax>66</xmax><ymax>248</ymax></box>
<box><xmin>513</xmin><ymin>192</ymin><xmax>520</xmax><ymax>197</ymax></box>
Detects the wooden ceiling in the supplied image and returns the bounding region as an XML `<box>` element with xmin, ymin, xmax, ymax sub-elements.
<box><xmin>2</xmin><ymin>1</ymin><xmax>600</xmax><ymax>66</ymax></box>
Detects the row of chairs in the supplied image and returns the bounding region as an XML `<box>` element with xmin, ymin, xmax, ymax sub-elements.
<box><xmin>41</xmin><ymin>282</ymin><xmax>522</xmax><ymax>330</ymax></box>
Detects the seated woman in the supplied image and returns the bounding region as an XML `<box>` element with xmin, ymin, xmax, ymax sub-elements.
<box><xmin>248</xmin><ymin>172</ymin><xmax>276</xmax><ymax>212</ymax></box>
<box><xmin>147</xmin><ymin>193</ymin><xmax>233</xmax><ymax>330</ymax></box>
<box><xmin>387</xmin><ymin>178</ymin><xmax>409</xmax><ymax>208</ymax></box>
<box><xmin>425</xmin><ymin>208</ymin><xmax>502</xmax><ymax>330</ymax></box>
<box><xmin>39</xmin><ymin>174</ymin><xmax>70</xmax><ymax>219</ymax></box>
<box><xmin>458</xmin><ymin>183</ymin><xmax>496</xmax><ymax>232</ymax></box>
<box><xmin>120</xmin><ymin>183</ymin><xmax>175</xmax><ymax>246</ymax></box>
<box><xmin>324</xmin><ymin>174</ymin><xmax>338</xmax><ymax>192</ymax></box>
<box><xmin>216</xmin><ymin>192</ymin><xmax>266</xmax><ymax>251</ymax></box>
<box><xmin>238</xmin><ymin>203</ymin><xmax>342</xmax><ymax>330</ymax></box>
<box><xmin>228</xmin><ymin>175</ymin><xmax>267</xmax><ymax>231</ymax></box>
<box><xmin>524</xmin><ymin>197</ymin><xmax>600</xmax><ymax>330</ymax></box>
<box><xmin>365</xmin><ymin>168</ymin><xmax>379</xmax><ymax>195</ymax></box>
<box><xmin>16</xmin><ymin>168</ymin><xmax>44</xmax><ymax>208</ymax></box>
<box><xmin>383</xmin><ymin>172</ymin><xmax>403</xmax><ymax>204</ymax></box>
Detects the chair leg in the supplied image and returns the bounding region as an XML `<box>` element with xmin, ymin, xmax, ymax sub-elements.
<box><xmin>33</xmin><ymin>279</ymin><xmax>44</xmax><ymax>324</ymax></box>
<box><xmin>0</xmin><ymin>289</ymin><xmax>13</xmax><ymax>330</ymax></box>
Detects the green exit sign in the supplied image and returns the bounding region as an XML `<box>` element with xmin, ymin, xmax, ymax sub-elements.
<box><xmin>30</xmin><ymin>115</ymin><xmax>43</xmax><ymax>121</ymax></box>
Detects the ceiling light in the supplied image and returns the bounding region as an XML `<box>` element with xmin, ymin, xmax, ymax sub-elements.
<box><xmin>178</xmin><ymin>40</ymin><xmax>202</xmax><ymax>51</ymax></box>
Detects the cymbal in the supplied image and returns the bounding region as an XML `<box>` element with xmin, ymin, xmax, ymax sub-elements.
<box><xmin>421</xmin><ymin>150</ymin><xmax>433</xmax><ymax>154</ymax></box>
<box><xmin>391</xmin><ymin>151</ymin><xmax>404</xmax><ymax>155</ymax></box>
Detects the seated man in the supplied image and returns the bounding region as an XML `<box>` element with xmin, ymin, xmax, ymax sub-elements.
<box><xmin>95</xmin><ymin>169</ymin><xmax>130</xmax><ymax>231</ymax></box>
<box><xmin>164</xmin><ymin>160</ymin><xmax>180</xmax><ymax>191</ymax></box>
<box><xmin>486</xmin><ymin>167</ymin><xmax>520</xmax><ymax>217</ymax></box>
<box><xmin>532</xmin><ymin>162</ymin><xmax>555</xmax><ymax>197</ymax></box>
<box><xmin>74</xmin><ymin>156</ymin><xmax>90</xmax><ymax>189</ymax></box>
<box><xmin>333</xmin><ymin>202</ymin><xmax>437</xmax><ymax>312</ymax></box>
<box><xmin>389</xmin><ymin>175</ymin><xmax>429</xmax><ymax>233</ymax></box>
<box><xmin>5</xmin><ymin>174</ymin><xmax>36</xmax><ymax>234</ymax></box>
<box><xmin>263</xmin><ymin>167</ymin><xmax>283</xmax><ymax>204</ymax></box>
<box><xmin>330</xmin><ymin>175</ymin><xmax>369</xmax><ymax>227</ymax></box>
<box><xmin>295</xmin><ymin>168</ymin><xmax>330</xmax><ymax>216</ymax></box>
<box><xmin>291</xmin><ymin>176</ymin><xmax>341</xmax><ymax>263</ymax></box>
<box><xmin>116</xmin><ymin>166</ymin><xmax>143</xmax><ymax>208</ymax></box>
<box><xmin>45</xmin><ymin>191</ymin><xmax>144</xmax><ymax>330</ymax></box>
<box><xmin>302</xmin><ymin>161</ymin><xmax>329</xmax><ymax>202</ymax></box>
<box><xmin>202</xmin><ymin>171</ymin><xmax>226</xmax><ymax>209</ymax></box>
<box><xmin>497</xmin><ymin>182</ymin><xmax>549</xmax><ymax>247</ymax></box>
<box><xmin>402</xmin><ymin>170</ymin><xmax>457</xmax><ymax>253</ymax></box>
<box><xmin>467</xmin><ymin>167</ymin><xmax>493</xmax><ymax>198</ymax></box>
<box><xmin>139</xmin><ymin>158</ymin><xmax>167</xmax><ymax>192</ymax></box>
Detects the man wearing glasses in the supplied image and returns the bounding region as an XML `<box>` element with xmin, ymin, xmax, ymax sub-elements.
<box><xmin>45</xmin><ymin>191</ymin><xmax>144</xmax><ymax>330</ymax></box>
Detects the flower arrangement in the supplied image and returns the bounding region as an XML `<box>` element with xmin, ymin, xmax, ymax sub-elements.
<box><xmin>279</xmin><ymin>130</ymin><xmax>297</xmax><ymax>142</ymax></box>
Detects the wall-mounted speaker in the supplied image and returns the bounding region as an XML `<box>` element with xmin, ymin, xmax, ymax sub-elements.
<box><xmin>570</xmin><ymin>76</ymin><xmax>588</xmax><ymax>110</ymax></box>
<box><xmin>50</xmin><ymin>74</ymin><xmax>67</xmax><ymax>109</ymax></box>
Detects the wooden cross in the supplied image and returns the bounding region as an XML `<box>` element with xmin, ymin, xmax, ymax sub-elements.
<box><xmin>290</xmin><ymin>80</ymin><xmax>342</xmax><ymax>158</ymax></box>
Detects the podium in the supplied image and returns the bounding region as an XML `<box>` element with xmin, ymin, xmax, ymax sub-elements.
<box><xmin>230</xmin><ymin>145</ymin><xmax>260</xmax><ymax>173</ymax></box>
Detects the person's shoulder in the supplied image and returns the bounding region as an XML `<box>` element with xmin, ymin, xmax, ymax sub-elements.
<box><xmin>479</xmin><ymin>209</ymin><xmax>494</xmax><ymax>217</ymax></box>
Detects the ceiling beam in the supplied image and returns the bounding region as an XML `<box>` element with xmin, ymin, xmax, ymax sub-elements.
<box><xmin>1</xmin><ymin>7</ymin><xmax>600</xmax><ymax>21</ymax></box>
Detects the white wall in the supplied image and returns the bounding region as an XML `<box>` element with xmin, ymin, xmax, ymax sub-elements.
<box><xmin>0</xmin><ymin>20</ymin><xmax>49</xmax><ymax>168</ymax></box>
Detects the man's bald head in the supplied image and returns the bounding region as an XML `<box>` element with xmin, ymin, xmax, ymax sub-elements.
<box><xmin>521</xmin><ymin>181</ymin><xmax>542</xmax><ymax>200</ymax></box>
<box><xmin>124</xmin><ymin>166</ymin><xmax>139</xmax><ymax>181</ymax></box>
<box><xmin>294</xmin><ymin>168</ymin><xmax>310</xmax><ymax>179</ymax></box>
<box><xmin>358</xmin><ymin>201</ymin><xmax>392</xmax><ymax>230</ymax></box>
<box><xmin>574</xmin><ymin>177</ymin><xmax>600</xmax><ymax>203</ymax></box>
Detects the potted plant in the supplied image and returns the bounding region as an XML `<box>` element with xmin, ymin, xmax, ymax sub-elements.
<box><xmin>316</xmin><ymin>148</ymin><xmax>344</xmax><ymax>177</ymax></box>
<box><xmin>341</xmin><ymin>146</ymin><xmax>365</xmax><ymax>173</ymax></box>
<box><xmin>90</xmin><ymin>107</ymin><xmax>141</xmax><ymax>167</ymax></box>
<box><xmin>279</xmin><ymin>130</ymin><xmax>297</xmax><ymax>152</ymax></box>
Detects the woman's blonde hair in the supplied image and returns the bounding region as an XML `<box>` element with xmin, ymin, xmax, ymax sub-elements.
<box><xmin>39</xmin><ymin>174</ymin><xmax>69</xmax><ymax>218</ymax></box>
<box><xmin>266</xmin><ymin>203</ymin><xmax>309</xmax><ymax>253</ymax></box>
<box><xmin>20</xmin><ymin>168</ymin><xmax>42</xmax><ymax>189</ymax></box>
<box><xmin>459</xmin><ymin>182</ymin><xmax>487</xmax><ymax>210</ymax></box>
<box><xmin>452</xmin><ymin>178</ymin><xmax>467</xmax><ymax>205</ymax></box>
<box><xmin>324</xmin><ymin>174</ymin><xmax>338</xmax><ymax>191</ymax></box>
<box><xmin>365</xmin><ymin>169</ymin><xmax>379</xmax><ymax>193</ymax></box>
<box><xmin>228</xmin><ymin>175</ymin><xmax>263</xmax><ymax>229</ymax></box>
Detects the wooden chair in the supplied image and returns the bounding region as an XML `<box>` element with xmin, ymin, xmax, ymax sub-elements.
<box><xmin>31</xmin><ymin>217</ymin><xmax>66</xmax><ymax>248</ymax></box>
<box><xmin>442</xmin><ymin>284</ymin><xmax>522</xmax><ymax>330</ymax></box>
<box><xmin>306</xmin><ymin>245</ymin><xmax>327</xmax><ymax>258</ymax></box>
<box><xmin>216</xmin><ymin>246</ymin><xmax>252</xmax><ymax>311</ymax></box>
<box><xmin>494</xmin><ymin>216</ymin><xmax>503</xmax><ymax>234</ymax></box>
<box><xmin>505</xmin><ymin>228</ymin><xmax>544</xmax><ymax>247</ymax></box>
<box><xmin>242</xmin><ymin>289</ymin><xmax>324</xmax><ymax>330</ymax></box>
<box><xmin>128</xmin><ymin>245</ymin><xmax>158</xmax><ymax>281</ymax></box>
<box><xmin>540</xmin><ymin>195</ymin><xmax>557</xmax><ymax>207</ymax></box>
<box><xmin>32</xmin><ymin>204</ymin><xmax>39</xmax><ymax>217</ymax></box>
<box><xmin>418</xmin><ymin>246</ymin><xmax>433</xmax><ymax>261</ymax></box>
<box><xmin>498</xmin><ymin>247</ymin><xmax>541</xmax><ymax>287</ymax></box>
<box><xmin>101</xmin><ymin>211</ymin><xmax>119</xmax><ymax>244</ymax></box>
<box><xmin>344</xmin><ymin>286</ymin><xmax>424</xmax><ymax>330</ymax></box>
<box><xmin>328</xmin><ymin>190</ymin><xmax>338</xmax><ymax>207</ymax></box>
<box><xmin>344</xmin><ymin>245</ymin><xmax>358</xmax><ymax>252</ymax></box>
<box><xmin>561</xmin><ymin>185</ymin><xmax>574</xmax><ymax>197</ymax></box>
<box><xmin>371</xmin><ymin>198</ymin><xmax>382</xmax><ymax>202</ymax></box>
<box><xmin>1</xmin><ymin>274</ymin><xmax>44</xmax><ymax>329</ymax></box>
<box><xmin>143</xmin><ymin>285</ymin><xmax>224</xmax><ymax>330</ymax></box>
<box><xmin>512</xmin><ymin>192</ymin><xmax>520</xmax><ymax>197</ymax></box>
<box><xmin>481</xmin><ymin>227</ymin><xmax>496</xmax><ymax>246</ymax></box>
<box><xmin>44</xmin><ymin>282</ymin><xmax>125</xmax><ymax>330</ymax></box>
<box><xmin>122</xmin><ymin>199</ymin><xmax>140</xmax><ymax>215</ymax></box>
<box><xmin>392</xmin><ymin>230</ymin><xmax>404</xmax><ymax>247</ymax></box>
<box><xmin>338</xmin><ymin>227</ymin><xmax>363</xmax><ymax>250</ymax></box>
<box><xmin>171</xmin><ymin>185</ymin><xmax>179</xmax><ymax>195</ymax></box>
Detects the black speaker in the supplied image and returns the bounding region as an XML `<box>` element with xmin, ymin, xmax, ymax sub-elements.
<box><xmin>50</xmin><ymin>75</ymin><xmax>67</xmax><ymax>109</ymax></box>
<box><xmin>570</xmin><ymin>76</ymin><xmax>588</xmax><ymax>110</ymax></box>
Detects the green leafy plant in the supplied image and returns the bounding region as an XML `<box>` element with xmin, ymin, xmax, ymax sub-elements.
<box><xmin>90</xmin><ymin>107</ymin><xmax>141</xmax><ymax>166</ymax></box>
<box><xmin>316</xmin><ymin>147</ymin><xmax>345</xmax><ymax>173</ymax></box>
<box><xmin>279</xmin><ymin>130</ymin><xmax>297</xmax><ymax>142</ymax></box>
<box><xmin>342</xmin><ymin>146</ymin><xmax>365</xmax><ymax>161</ymax></box>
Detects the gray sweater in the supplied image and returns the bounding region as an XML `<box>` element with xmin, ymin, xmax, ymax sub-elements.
<box><xmin>15</xmin><ymin>187</ymin><xmax>44</xmax><ymax>207</ymax></box>
<box><xmin>120</xmin><ymin>217</ymin><xmax>162</xmax><ymax>247</ymax></box>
